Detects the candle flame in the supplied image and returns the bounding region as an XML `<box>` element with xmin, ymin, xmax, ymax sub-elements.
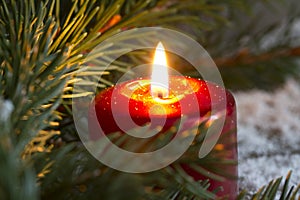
<box><xmin>151</xmin><ymin>42</ymin><xmax>169</xmax><ymax>99</ymax></box>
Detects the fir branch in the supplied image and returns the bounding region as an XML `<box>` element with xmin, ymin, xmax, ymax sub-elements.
<box><xmin>0</xmin><ymin>0</ymin><xmax>75</xmax><ymax>199</ymax></box>
<box><xmin>35</xmin><ymin>131</ymin><xmax>219</xmax><ymax>200</ymax></box>
<box><xmin>237</xmin><ymin>171</ymin><xmax>300</xmax><ymax>200</ymax></box>
<box><xmin>214</xmin><ymin>46</ymin><xmax>300</xmax><ymax>67</ymax></box>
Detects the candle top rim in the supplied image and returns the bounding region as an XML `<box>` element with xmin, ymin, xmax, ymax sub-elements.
<box><xmin>94</xmin><ymin>76</ymin><xmax>233</xmax><ymax>118</ymax></box>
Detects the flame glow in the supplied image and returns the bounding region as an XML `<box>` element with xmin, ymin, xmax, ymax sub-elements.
<box><xmin>151</xmin><ymin>42</ymin><xmax>169</xmax><ymax>99</ymax></box>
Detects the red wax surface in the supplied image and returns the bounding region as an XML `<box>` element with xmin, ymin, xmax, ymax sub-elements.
<box><xmin>89</xmin><ymin>76</ymin><xmax>238</xmax><ymax>199</ymax></box>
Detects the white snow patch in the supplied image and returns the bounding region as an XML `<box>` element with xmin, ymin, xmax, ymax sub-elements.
<box><xmin>234</xmin><ymin>78</ymin><xmax>300</xmax><ymax>192</ymax></box>
<box><xmin>0</xmin><ymin>97</ymin><xmax>14</xmax><ymax>122</ymax></box>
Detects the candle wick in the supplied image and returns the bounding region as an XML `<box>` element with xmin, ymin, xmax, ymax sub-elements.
<box><xmin>157</xmin><ymin>92</ymin><xmax>163</xmax><ymax>99</ymax></box>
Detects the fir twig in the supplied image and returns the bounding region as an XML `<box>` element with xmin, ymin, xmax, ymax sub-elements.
<box><xmin>237</xmin><ymin>171</ymin><xmax>300</xmax><ymax>200</ymax></box>
<box><xmin>214</xmin><ymin>46</ymin><xmax>300</xmax><ymax>67</ymax></box>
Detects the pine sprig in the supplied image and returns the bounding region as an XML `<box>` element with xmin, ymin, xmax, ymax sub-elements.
<box><xmin>33</xmin><ymin>127</ymin><xmax>220</xmax><ymax>200</ymax></box>
<box><xmin>237</xmin><ymin>171</ymin><xmax>300</xmax><ymax>200</ymax></box>
<box><xmin>0</xmin><ymin>0</ymin><xmax>73</xmax><ymax>199</ymax></box>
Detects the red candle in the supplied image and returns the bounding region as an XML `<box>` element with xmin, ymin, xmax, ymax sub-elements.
<box><xmin>89</xmin><ymin>43</ymin><xmax>237</xmax><ymax>199</ymax></box>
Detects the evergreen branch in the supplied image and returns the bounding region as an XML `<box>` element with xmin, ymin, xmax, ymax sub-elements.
<box><xmin>237</xmin><ymin>171</ymin><xmax>300</xmax><ymax>200</ymax></box>
<box><xmin>214</xmin><ymin>46</ymin><xmax>300</xmax><ymax>67</ymax></box>
<box><xmin>0</xmin><ymin>0</ymin><xmax>78</xmax><ymax>198</ymax></box>
<box><xmin>34</xmin><ymin>117</ymin><xmax>226</xmax><ymax>200</ymax></box>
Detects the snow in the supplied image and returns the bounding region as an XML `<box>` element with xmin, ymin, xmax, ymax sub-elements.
<box><xmin>0</xmin><ymin>97</ymin><xmax>14</xmax><ymax>122</ymax></box>
<box><xmin>234</xmin><ymin>78</ymin><xmax>300</xmax><ymax>193</ymax></box>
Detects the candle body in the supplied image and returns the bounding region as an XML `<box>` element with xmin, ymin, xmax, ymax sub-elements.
<box><xmin>89</xmin><ymin>76</ymin><xmax>237</xmax><ymax>199</ymax></box>
<box><xmin>181</xmin><ymin>91</ymin><xmax>237</xmax><ymax>199</ymax></box>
